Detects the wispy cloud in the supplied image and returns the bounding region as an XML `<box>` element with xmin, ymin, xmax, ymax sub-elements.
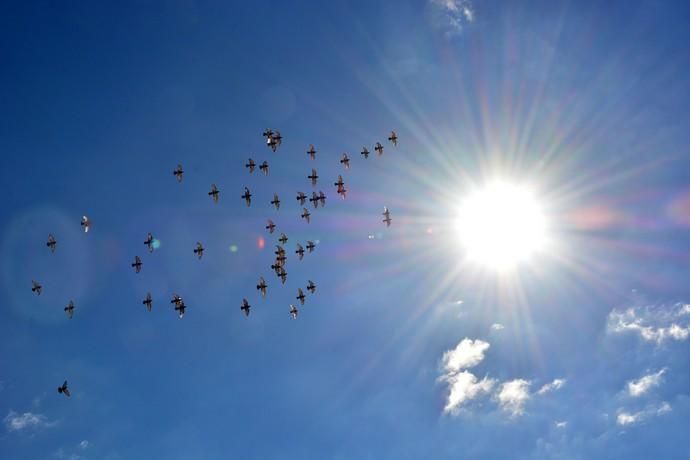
<box><xmin>627</xmin><ymin>369</ymin><xmax>666</xmax><ymax>397</ymax></box>
<box><xmin>607</xmin><ymin>303</ymin><xmax>690</xmax><ymax>344</ymax></box>
<box><xmin>616</xmin><ymin>402</ymin><xmax>671</xmax><ymax>426</ymax></box>
<box><xmin>496</xmin><ymin>379</ymin><xmax>531</xmax><ymax>416</ymax></box>
<box><xmin>555</xmin><ymin>421</ymin><xmax>568</xmax><ymax>428</ymax></box>
<box><xmin>4</xmin><ymin>410</ymin><xmax>56</xmax><ymax>432</ymax></box>
<box><xmin>439</xmin><ymin>338</ymin><xmax>495</xmax><ymax>414</ymax></box>
<box><xmin>537</xmin><ymin>378</ymin><xmax>566</xmax><ymax>395</ymax></box>
<box><xmin>430</xmin><ymin>0</ymin><xmax>475</xmax><ymax>36</ymax></box>
<box><xmin>490</xmin><ymin>323</ymin><xmax>505</xmax><ymax>331</ymax></box>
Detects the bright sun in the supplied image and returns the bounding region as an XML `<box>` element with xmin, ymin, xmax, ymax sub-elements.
<box><xmin>455</xmin><ymin>180</ymin><xmax>548</xmax><ymax>270</ymax></box>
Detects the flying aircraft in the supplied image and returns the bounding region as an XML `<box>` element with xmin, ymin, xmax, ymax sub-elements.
<box><xmin>383</xmin><ymin>207</ymin><xmax>392</xmax><ymax>227</ymax></box>
<box><xmin>308</xmin><ymin>168</ymin><xmax>319</xmax><ymax>186</ymax></box>
<box><xmin>296</xmin><ymin>191</ymin><xmax>307</xmax><ymax>205</ymax></box>
<box><xmin>175</xmin><ymin>301</ymin><xmax>187</xmax><ymax>318</ymax></box>
<box><xmin>208</xmin><ymin>184</ymin><xmax>220</xmax><ymax>203</ymax></box>
<box><xmin>388</xmin><ymin>130</ymin><xmax>398</xmax><ymax>146</ymax></box>
<box><xmin>301</xmin><ymin>207</ymin><xmax>311</xmax><ymax>223</ymax></box>
<box><xmin>242</xmin><ymin>187</ymin><xmax>252</xmax><ymax>207</ymax></box>
<box><xmin>57</xmin><ymin>380</ymin><xmax>71</xmax><ymax>398</ymax></box>
<box><xmin>64</xmin><ymin>300</ymin><xmax>75</xmax><ymax>319</ymax></box>
<box><xmin>31</xmin><ymin>280</ymin><xmax>42</xmax><ymax>295</ymax></box>
<box><xmin>307</xmin><ymin>280</ymin><xmax>316</xmax><ymax>294</ymax></box>
<box><xmin>290</xmin><ymin>304</ymin><xmax>298</xmax><ymax>319</ymax></box>
<box><xmin>262</xmin><ymin>128</ymin><xmax>273</xmax><ymax>139</ymax></box>
<box><xmin>272</xmin><ymin>131</ymin><xmax>283</xmax><ymax>148</ymax></box>
<box><xmin>334</xmin><ymin>175</ymin><xmax>345</xmax><ymax>188</ymax></box>
<box><xmin>170</xmin><ymin>293</ymin><xmax>183</xmax><ymax>307</ymax></box>
<box><xmin>241</xmin><ymin>298</ymin><xmax>251</xmax><ymax>316</ymax></box>
<box><xmin>295</xmin><ymin>243</ymin><xmax>305</xmax><ymax>260</ymax></box>
<box><xmin>266</xmin><ymin>219</ymin><xmax>276</xmax><ymax>234</ymax></box>
<box><xmin>275</xmin><ymin>253</ymin><xmax>287</xmax><ymax>265</ymax></box>
<box><xmin>194</xmin><ymin>242</ymin><xmax>204</xmax><ymax>260</ymax></box>
<box><xmin>296</xmin><ymin>288</ymin><xmax>305</xmax><ymax>306</ymax></box>
<box><xmin>131</xmin><ymin>256</ymin><xmax>143</xmax><ymax>273</ymax></box>
<box><xmin>81</xmin><ymin>215</ymin><xmax>91</xmax><ymax>233</ymax></box>
<box><xmin>245</xmin><ymin>158</ymin><xmax>256</xmax><ymax>173</ymax></box>
<box><xmin>144</xmin><ymin>233</ymin><xmax>154</xmax><ymax>253</ymax></box>
<box><xmin>340</xmin><ymin>153</ymin><xmax>350</xmax><ymax>169</ymax></box>
<box><xmin>257</xmin><ymin>277</ymin><xmax>267</xmax><ymax>297</ymax></box>
<box><xmin>318</xmin><ymin>191</ymin><xmax>327</xmax><ymax>207</ymax></box>
<box><xmin>271</xmin><ymin>262</ymin><xmax>284</xmax><ymax>273</ymax></box>
<box><xmin>374</xmin><ymin>142</ymin><xmax>384</xmax><ymax>156</ymax></box>
<box><xmin>361</xmin><ymin>147</ymin><xmax>369</xmax><ymax>159</ymax></box>
<box><xmin>143</xmin><ymin>292</ymin><xmax>152</xmax><ymax>312</ymax></box>
<box><xmin>275</xmin><ymin>245</ymin><xmax>286</xmax><ymax>256</ymax></box>
<box><xmin>337</xmin><ymin>184</ymin><xmax>347</xmax><ymax>199</ymax></box>
<box><xmin>267</xmin><ymin>136</ymin><xmax>278</xmax><ymax>152</ymax></box>
<box><xmin>259</xmin><ymin>160</ymin><xmax>269</xmax><ymax>175</ymax></box>
<box><xmin>278</xmin><ymin>233</ymin><xmax>288</xmax><ymax>245</ymax></box>
<box><xmin>306</xmin><ymin>241</ymin><xmax>316</xmax><ymax>253</ymax></box>
<box><xmin>173</xmin><ymin>164</ymin><xmax>184</xmax><ymax>182</ymax></box>
<box><xmin>271</xmin><ymin>193</ymin><xmax>281</xmax><ymax>210</ymax></box>
<box><xmin>307</xmin><ymin>144</ymin><xmax>316</xmax><ymax>160</ymax></box>
<box><xmin>46</xmin><ymin>234</ymin><xmax>57</xmax><ymax>253</ymax></box>
<box><xmin>309</xmin><ymin>191</ymin><xmax>319</xmax><ymax>208</ymax></box>
<box><xmin>278</xmin><ymin>268</ymin><xmax>288</xmax><ymax>284</ymax></box>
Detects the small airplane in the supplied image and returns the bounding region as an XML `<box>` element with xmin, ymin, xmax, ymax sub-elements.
<box><xmin>296</xmin><ymin>191</ymin><xmax>307</xmax><ymax>205</ymax></box>
<box><xmin>257</xmin><ymin>277</ymin><xmax>267</xmax><ymax>297</ymax></box>
<box><xmin>64</xmin><ymin>300</ymin><xmax>75</xmax><ymax>319</ymax></box>
<box><xmin>278</xmin><ymin>233</ymin><xmax>288</xmax><ymax>245</ymax></box>
<box><xmin>259</xmin><ymin>160</ymin><xmax>269</xmax><ymax>175</ymax></box>
<box><xmin>266</xmin><ymin>219</ymin><xmax>276</xmax><ymax>234</ymax></box>
<box><xmin>388</xmin><ymin>130</ymin><xmax>398</xmax><ymax>146</ymax></box>
<box><xmin>337</xmin><ymin>184</ymin><xmax>347</xmax><ymax>199</ymax></box>
<box><xmin>245</xmin><ymin>158</ymin><xmax>256</xmax><ymax>173</ymax></box>
<box><xmin>241</xmin><ymin>298</ymin><xmax>251</xmax><ymax>316</ymax></box>
<box><xmin>334</xmin><ymin>175</ymin><xmax>344</xmax><ymax>188</ymax></box>
<box><xmin>278</xmin><ymin>268</ymin><xmax>288</xmax><ymax>284</ymax></box>
<box><xmin>175</xmin><ymin>301</ymin><xmax>187</xmax><ymax>318</ymax></box>
<box><xmin>173</xmin><ymin>164</ymin><xmax>184</xmax><ymax>182</ymax></box>
<box><xmin>144</xmin><ymin>233</ymin><xmax>154</xmax><ymax>253</ymax></box>
<box><xmin>57</xmin><ymin>380</ymin><xmax>71</xmax><ymax>398</ymax></box>
<box><xmin>271</xmin><ymin>262</ymin><xmax>284</xmax><ymax>272</ymax></box>
<box><xmin>301</xmin><ymin>207</ymin><xmax>311</xmax><ymax>224</ymax></box>
<box><xmin>170</xmin><ymin>293</ymin><xmax>183</xmax><ymax>306</ymax></box>
<box><xmin>296</xmin><ymin>288</ymin><xmax>305</xmax><ymax>306</ymax></box>
<box><xmin>143</xmin><ymin>292</ymin><xmax>152</xmax><ymax>312</ymax></box>
<box><xmin>306</xmin><ymin>241</ymin><xmax>316</xmax><ymax>253</ymax></box>
<box><xmin>307</xmin><ymin>280</ymin><xmax>316</xmax><ymax>294</ymax></box>
<box><xmin>31</xmin><ymin>280</ymin><xmax>42</xmax><ymax>295</ymax></box>
<box><xmin>383</xmin><ymin>207</ymin><xmax>392</xmax><ymax>227</ymax></box>
<box><xmin>267</xmin><ymin>136</ymin><xmax>278</xmax><ymax>151</ymax></box>
<box><xmin>309</xmin><ymin>191</ymin><xmax>319</xmax><ymax>208</ymax></box>
<box><xmin>307</xmin><ymin>144</ymin><xmax>316</xmax><ymax>160</ymax></box>
<box><xmin>194</xmin><ymin>242</ymin><xmax>204</xmax><ymax>260</ymax></box>
<box><xmin>272</xmin><ymin>131</ymin><xmax>283</xmax><ymax>149</ymax></box>
<box><xmin>271</xmin><ymin>193</ymin><xmax>281</xmax><ymax>210</ymax></box>
<box><xmin>340</xmin><ymin>153</ymin><xmax>350</xmax><ymax>169</ymax></box>
<box><xmin>46</xmin><ymin>234</ymin><xmax>57</xmax><ymax>253</ymax></box>
<box><xmin>262</xmin><ymin>128</ymin><xmax>273</xmax><ymax>139</ymax></box>
<box><xmin>295</xmin><ymin>243</ymin><xmax>305</xmax><ymax>260</ymax></box>
<box><xmin>131</xmin><ymin>255</ymin><xmax>143</xmax><ymax>273</ymax></box>
<box><xmin>275</xmin><ymin>253</ymin><xmax>287</xmax><ymax>265</ymax></box>
<box><xmin>208</xmin><ymin>184</ymin><xmax>220</xmax><ymax>203</ymax></box>
<box><xmin>81</xmin><ymin>215</ymin><xmax>91</xmax><ymax>233</ymax></box>
<box><xmin>374</xmin><ymin>142</ymin><xmax>384</xmax><ymax>156</ymax></box>
<box><xmin>290</xmin><ymin>304</ymin><xmax>298</xmax><ymax>319</ymax></box>
<box><xmin>361</xmin><ymin>147</ymin><xmax>369</xmax><ymax>159</ymax></box>
<box><xmin>274</xmin><ymin>245</ymin><xmax>286</xmax><ymax>256</ymax></box>
<box><xmin>308</xmin><ymin>168</ymin><xmax>319</xmax><ymax>186</ymax></box>
<box><xmin>318</xmin><ymin>191</ymin><xmax>327</xmax><ymax>207</ymax></box>
<box><xmin>241</xmin><ymin>187</ymin><xmax>252</xmax><ymax>207</ymax></box>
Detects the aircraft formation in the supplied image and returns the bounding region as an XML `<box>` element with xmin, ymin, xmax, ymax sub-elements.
<box><xmin>31</xmin><ymin>129</ymin><xmax>397</xmax><ymax>397</ymax></box>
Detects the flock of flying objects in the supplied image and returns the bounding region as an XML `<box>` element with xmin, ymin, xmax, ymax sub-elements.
<box><xmin>32</xmin><ymin>129</ymin><xmax>398</xmax><ymax>398</ymax></box>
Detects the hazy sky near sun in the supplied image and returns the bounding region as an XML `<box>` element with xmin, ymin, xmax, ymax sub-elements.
<box><xmin>2</xmin><ymin>1</ymin><xmax>690</xmax><ymax>459</ymax></box>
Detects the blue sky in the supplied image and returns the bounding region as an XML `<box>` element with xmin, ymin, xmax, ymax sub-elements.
<box><xmin>2</xmin><ymin>1</ymin><xmax>690</xmax><ymax>459</ymax></box>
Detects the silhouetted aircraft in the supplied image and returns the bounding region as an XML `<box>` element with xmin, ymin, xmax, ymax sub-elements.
<box><xmin>266</xmin><ymin>219</ymin><xmax>276</xmax><ymax>234</ymax></box>
<box><xmin>173</xmin><ymin>164</ymin><xmax>184</xmax><ymax>182</ymax></box>
<box><xmin>194</xmin><ymin>242</ymin><xmax>204</xmax><ymax>260</ymax></box>
<box><xmin>318</xmin><ymin>191</ymin><xmax>326</xmax><ymax>207</ymax></box>
<box><xmin>307</xmin><ymin>280</ymin><xmax>316</xmax><ymax>294</ymax></box>
<box><xmin>340</xmin><ymin>153</ymin><xmax>350</xmax><ymax>169</ymax></box>
<box><xmin>337</xmin><ymin>184</ymin><xmax>347</xmax><ymax>199</ymax></box>
<box><xmin>307</xmin><ymin>144</ymin><xmax>316</xmax><ymax>160</ymax></box>
<box><xmin>295</xmin><ymin>244</ymin><xmax>305</xmax><ymax>260</ymax></box>
<box><xmin>296</xmin><ymin>288</ymin><xmax>305</xmax><ymax>306</ymax></box>
<box><xmin>65</xmin><ymin>300</ymin><xmax>75</xmax><ymax>319</ymax></box>
<box><xmin>374</xmin><ymin>142</ymin><xmax>384</xmax><ymax>156</ymax></box>
<box><xmin>296</xmin><ymin>191</ymin><xmax>307</xmax><ymax>206</ymax></box>
<box><xmin>308</xmin><ymin>168</ymin><xmax>319</xmax><ymax>186</ymax></box>
<box><xmin>279</xmin><ymin>233</ymin><xmax>288</xmax><ymax>245</ymax></box>
<box><xmin>144</xmin><ymin>233</ymin><xmax>154</xmax><ymax>253</ymax></box>
<box><xmin>290</xmin><ymin>304</ymin><xmax>298</xmax><ymax>319</ymax></box>
<box><xmin>242</xmin><ymin>187</ymin><xmax>252</xmax><ymax>207</ymax></box>
<box><xmin>257</xmin><ymin>277</ymin><xmax>267</xmax><ymax>297</ymax></box>
<box><xmin>383</xmin><ymin>207</ymin><xmax>392</xmax><ymax>227</ymax></box>
<box><xmin>271</xmin><ymin>193</ymin><xmax>281</xmax><ymax>210</ymax></box>
<box><xmin>57</xmin><ymin>380</ymin><xmax>70</xmax><ymax>398</ymax></box>
<box><xmin>245</xmin><ymin>158</ymin><xmax>256</xmax><ymax>173</ymax></box>
<box><xmin>170</xmin><ymin>293</ymin><xmax>183</xmax><ymax>306</ymax></box>
<box><xmin>388</xmin><ymin>130</ymin><xmax>398</xmax><ymax>146</ymax></box>
<box><xmin>301</xmin><ymin>207</ymin><xmax>311</xmax><ymax>223</ymax></box>
<box><xmin>309</xmin><ymin>191</ymin><xmax>319</xmax><ymax>208</ymax></box>
<box><xmin>81</xmin><ymin>215</ymin><xmax>91</xmax><ymax>233</ymax></box>
<box><xmin>31</xmin><ymin>280</ymin><xmax>42</xmax><ymax>295</ymax></box>
<box><xmin>306</xmin><ymin>241</ymin><xmax>316</xmax><ymax>253</ymax></box>
<box><xmin>209</xmin><ymin>184</ymin><xmax>220</xmax><ymax>203</ymax></box>
<box><xmin>241</xmin><ymin>298</ymin><xmax>251</xmax><ymax>316</ymax></box>
<box><xmin>132</xmin><ymin>256</ymin><xmax>142</xmax><ymax>273</ymax></box>
<box><xmin>259</xmin><ymin>160</ymin><xmax>269</xmax><ymax>175</ymax></box>
<box><xmin>175</xmin><ymin>301</ymin><xmax>187</xmax><ymax>318</ymax></box>
<box><xmin>47</xmin><ymin>234</ymin><xmax>57</xmax><ymax>253</ymax></box>
<box><xmin>143</xmin><ymin>292</ymin><xmax>152</xmax><ymax>312</ymax></box>
<box><xmin>361</xmin><ymin>147</ymin><xmax>369</xmax><ymax>159</ymax></box>
<box><xmin>278</xmin><ymin>268</ymin><xmax>287</xmax><ymax>284</ymax></box>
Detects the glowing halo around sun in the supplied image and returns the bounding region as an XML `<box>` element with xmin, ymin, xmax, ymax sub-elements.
<box><xmin>454</xmin><ymin>180</ymin><xmax>548</xmax><ymax>271</ymax></box>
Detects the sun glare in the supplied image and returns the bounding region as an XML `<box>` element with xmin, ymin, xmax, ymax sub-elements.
<box><xmin>455</xmin><ymin>180</ymin><xmax>548</xmax><ymax>270</ymax></box>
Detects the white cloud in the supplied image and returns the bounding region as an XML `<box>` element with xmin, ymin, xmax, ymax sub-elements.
<box><xmin>537</xmin><ymin>378</ymin><xmax>566</xmax><ymax>395</ymax></box>
<box><xmin>607</xmin><ymin>303</ymin><xmax>690</xmax><ymax>344</ymax></box>
<box><xmin>441</xmin><ymin>338</ymin><xmax>490</xmax><ymax>373</ymax></box>
<box><xmin>496</xmin><ymin>379</ymin><xmax>531</xmax><ymax>416</ymax></box>
<box><xmin>627</xmin><ymin>369</ymin><xmax>666</xmax><ymax>397</ymax></box>
<box><xmin>490</xmin><ymin>323</ymin><xmax>505</xmax><ymax>331</ymax></box>
<box><xmin>79</xmin><ymin>440</ymin><xmax>89</xmax><ymax>450</ymax></box>
<box><xmin>442</xmin><ymin>371</ymin><xmax>496</xmax><ymax>415</ymax></box>
<box><xmin>430</xmin><ymin>0</ymin><xmax>474</xmax><ymax>36</ymax></box>
<box><xmin>616</xmin><ymin>402</ymin><xmax>672</xmax><ymax>426</ymax></box>
<box><xmin>4</xmin><ymin>410</ymin><xmax>56</xmax><ymax>432</ymax></box>
<box><xmin>555</xmin><ymin>421</ymin><xmax>567</xmax><ymax>428</ymax></box>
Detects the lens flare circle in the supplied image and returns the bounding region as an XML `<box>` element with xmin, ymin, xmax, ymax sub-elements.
<box><xmin>455</xmin><ymin>180</ymin><xmax>547</xmax><ymax>270</ymax></box>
